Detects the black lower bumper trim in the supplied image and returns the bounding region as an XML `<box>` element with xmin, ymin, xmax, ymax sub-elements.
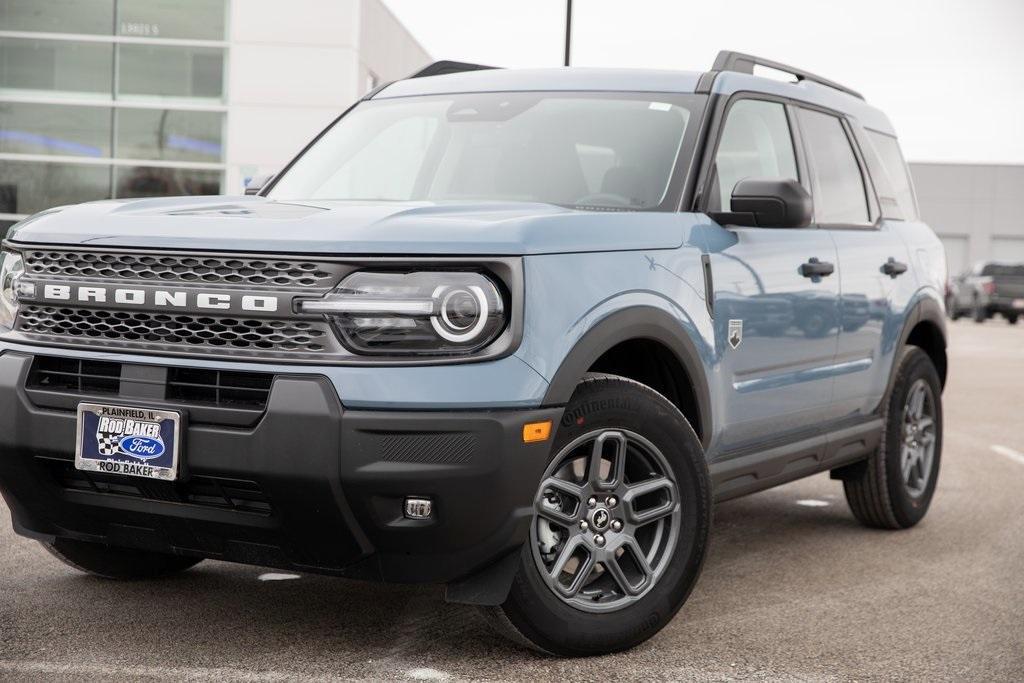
<box><xmin>0</xmin><ymin>351</ymin><xmax>561</xmax><ymax>585</ymax></box>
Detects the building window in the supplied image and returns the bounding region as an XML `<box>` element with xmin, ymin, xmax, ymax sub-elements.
<box><xmin>0</xmin><ymin>160</ymin><xmax>112</xmax><ymax>215</ymax></box>
<box><xmin>0</xmin><ymin>0</ymin><xmax>228</xmax><ymax>221</ymax></box>
<box><xmin>118</xmin><ymin>0</ymin><xmax>228</xmax><ymax>41</ymax></box>
<box><xmin>118</xmin><ymin>44</ymin><xmax>225</xmax><ymax>101</ymax></box>
<box><xmin>0</xmin><ymin>38</ymin><xmax>114</xmax><ymax>97</ymax></box>
<box><xmin>0</xmin><ymin>0</ymin><xmax>115</xmax><ymax>35</ymax></box>
<box><xmin>115</xmin><ymin>166</ymin><xmax>221</xmax><ymax>199</ymax></box>
<box><xmin>0</xmin><ymin>101</ymin><xmax>113</xmax><ymax>157</ymax></box>
<box><xmin>116</xmin><ymin>109</ymin><xmax>224</xmax><ymax>163</ymax></box>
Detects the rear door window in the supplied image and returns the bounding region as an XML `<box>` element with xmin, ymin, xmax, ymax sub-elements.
<box><xmin>798</xmin><ymin>109</ymin><xmax>870</xmax><ymax>225</ymax></box>
<box><xmin>710</xmin><ymin>99</ymin><xmax>798</xmax><ymax>212</ymax></box>
<box><xmin>866</xmin><ymin>131</ymin><xmax>919</xmax><ymax>220</ymax></box>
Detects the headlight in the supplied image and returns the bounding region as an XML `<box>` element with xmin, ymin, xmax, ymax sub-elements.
<box><xmin>299</xmin><ymin>271</ymin><xmax>506</xmax><ymax>355</ymax></box>
<box><xmin>0</xmin><ymin>250</ymin><xmax>27</xmax><ymax>331</ymax></box>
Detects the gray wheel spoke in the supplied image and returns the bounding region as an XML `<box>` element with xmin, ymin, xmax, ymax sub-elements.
<box><xmin>547</xmin><ymin>536</ymin><xmax>595</xmax><ymax>598</ymax></box>
<box><xmin>901</xmin><ymin>444</ymin><xmax>918</xmax><ymax>482</ymax></box>
<box><xmin>536</xmin><ymin>477</ymin><xmax>583</xmax><ymax>525</ymax></box>
<box><xmin>604</xmin><ymin>537</ymin><xmax>653</xmax><ymax>596</ymax></box>
<box><xmin>622</xmin><ymin>476</ymin><xmax>675</xmax><ymax>525</ymax></box>
<box><xmin>908</xmin><ymin>384</ymin><xmax>926</xmax><ymax>419</ymax></box>
<box><xmin>589</xmin><ymin>430</ymin><xmax>627</xmax><ymax>490</ymax></box>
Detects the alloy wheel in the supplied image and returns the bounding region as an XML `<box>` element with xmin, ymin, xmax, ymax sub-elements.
<box><xmin>530</xmin><ymin>429</ymin><xmax>681</xmax><ymax>613</ymax></box>
<box><xmin>901</xmin><ymin>378</ymin><xmax>937</xmax><ymax>498</ymax></box>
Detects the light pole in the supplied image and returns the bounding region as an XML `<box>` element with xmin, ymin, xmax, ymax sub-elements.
<box><xmin>564</xmin><ymin>0</ymin><xmax>573</xmax><ymax>66</ymax></box>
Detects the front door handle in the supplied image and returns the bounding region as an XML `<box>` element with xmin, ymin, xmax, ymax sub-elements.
<box><xmin>799</xmin><ymin>257</ymin><xmax>835</xmax><ymax>279</ymax></box>
<box><xmin>882</xmin><ymin>257</ymin><xmax>908</xmax><ymax>278</ymax></box>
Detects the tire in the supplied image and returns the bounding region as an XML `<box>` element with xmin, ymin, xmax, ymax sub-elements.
<box><xmin>973</xmin><ymin>298</ymin><xmax>986</xmax><ymax>323</ymax></box>
<box><xmin>41</xmin><ymin>537</ymin><xmax>202</xmax><ymax>580</ymax></box>
<box><xmin>843</xmin><ymin>347</ymin><xmax>942</xmax><ymax>529</ymax></box>
<box><xmin>484</xmin><ymin>374</ymin><xmax>712</xmax><ymax>656</ymax></box>
<box><xmin>1006</xmin><ymin>314</ymin><xmax>1018</xmax><ymax>325</ymax></box>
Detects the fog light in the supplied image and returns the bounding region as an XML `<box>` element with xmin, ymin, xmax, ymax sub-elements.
<box><xmin>404</xmin><ymin>497</ymin><xmax>433</xmax><ymax>519</ymax></box>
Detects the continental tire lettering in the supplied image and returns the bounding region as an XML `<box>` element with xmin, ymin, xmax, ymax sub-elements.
<box><xmin>561</xmin><ymin>397</ymin><xmax>640</xmax><ymax>426</ymax></box>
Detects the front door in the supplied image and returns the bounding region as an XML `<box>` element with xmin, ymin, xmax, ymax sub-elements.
<box><xmin>703</xmin><ymin>98</ymin><xmax>842</xmax><ymax>453</ymax></box>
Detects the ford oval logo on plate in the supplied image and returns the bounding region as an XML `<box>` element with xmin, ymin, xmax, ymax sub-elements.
<box><xmin>118</xmin><ymin>435</ymin><xmax>165</xmax><ymax>460</ymax></box>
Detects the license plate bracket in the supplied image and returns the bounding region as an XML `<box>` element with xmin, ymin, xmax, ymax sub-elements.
<box><xmin>75</xmin><ymin>403</ymin><xmax>182</xmax><ymax>481</ymax></box>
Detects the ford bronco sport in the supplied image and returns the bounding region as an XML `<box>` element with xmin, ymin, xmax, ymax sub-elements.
<box><xmin>0</xmin><ymin>52</ymin><xmax>947</xmax><ymax>656</ymax></box>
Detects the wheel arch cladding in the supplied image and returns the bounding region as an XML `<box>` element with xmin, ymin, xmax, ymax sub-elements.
<box><xmin>541</xmin><ymin>306</ymin><xmax>712</xmax><ymax>447</ymax></box>
<box><xmin>906</xmin><ymin>319</ymin><xmax>947</xmax><ymax>388</ymax></box>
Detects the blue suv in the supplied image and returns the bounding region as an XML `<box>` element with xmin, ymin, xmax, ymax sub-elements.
<box><xmin>0</xmin><ymin>52</ymin><xmax>947</xmax><ymax>656</ymax></box>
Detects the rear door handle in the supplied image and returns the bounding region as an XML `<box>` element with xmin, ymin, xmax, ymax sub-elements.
<box><xmin>882</xmin><ymin>257</ymin><xmax>908</xmax><ymax>278</ymax></box>
<box><xmin>799</xmin><ymin>257</ymin><xmax>835</xmax><ymax>278</ymax></box>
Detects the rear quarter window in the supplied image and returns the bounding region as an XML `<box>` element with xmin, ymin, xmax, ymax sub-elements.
<box><xmin>866</xmin><ymin>131</ymin><xmax>919</xmax><ymax>220</ymax></box>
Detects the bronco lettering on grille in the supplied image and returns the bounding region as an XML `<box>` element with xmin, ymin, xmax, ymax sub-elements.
<box><xmin>38</xmin><ymin>285</ymin><xmax>279</xmax><ymax>313</ymax></box>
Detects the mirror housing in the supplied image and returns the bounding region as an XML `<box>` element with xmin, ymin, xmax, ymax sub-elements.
<box><xmin>711</xmin><ymin>178</ymin><xmax>813</xmax><ymax>228</ymax></box>
<box><xmin>244</xmin><ymin>173</ymin><xmax>275</xmax><ymax>196</ymax></box>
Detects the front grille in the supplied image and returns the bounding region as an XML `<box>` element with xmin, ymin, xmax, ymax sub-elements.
<box><xmin>27</xmin><ymin>356</ymin><xmax>121</xmax><ymax>395</ymax></box>
<box><xmin>26</xmin><ymin>355</ymin><xmax>274</xmax><ymax>412</ymax></box>
<box><xmin>18</xmin><ymin>306</ymin><xmax>329</xmax><ymax>353</ymax></box>
<box><xmin>22</xmin><ymin>250</ymin><xmax>335</xmax><ymax>288</ymax></box>
<box><xmin>39</xmin><ymin>456</ymin><xmax>272</xmax><ymax>515</ymax></box>
<box><xmin>167</xmin><ymin>367</ymin><xmax>273</xmax><ymax>408</ymax></box>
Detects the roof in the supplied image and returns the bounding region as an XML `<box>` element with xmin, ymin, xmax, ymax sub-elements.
<box><xmin>371</xmin><ymin>62</ymin><xmax>896</xmax><ymax>137</ymax></box>
<box><xmin>374</xmin><ymin>67</ymin><xmax>703</xmax><ymax>99</ymax></box>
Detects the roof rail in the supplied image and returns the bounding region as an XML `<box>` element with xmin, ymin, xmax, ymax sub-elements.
<box><xmin>408</xmin><ymin>60</ymin><xmax>499</xmax><ymax>79</ymax></box>
<box><xmin>711</xmin><ymin>50</ymin><xmax>864</xmax><ymax>100</ymax></box>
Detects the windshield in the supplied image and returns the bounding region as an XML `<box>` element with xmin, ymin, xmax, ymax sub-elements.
<box><xmin>269</xmin><ymin>91</ymin><xmax>701</xmax><ymax>210</ymax></box>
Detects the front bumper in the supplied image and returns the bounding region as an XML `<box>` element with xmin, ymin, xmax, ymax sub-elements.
<box><xmin>0</xmin><ymin>351</ymin><xmax>561</xmax><ymax>584</ymax></box>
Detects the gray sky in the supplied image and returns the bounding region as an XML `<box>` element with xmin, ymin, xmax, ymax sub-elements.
<box><xmin>381</xmin><ymin>0</ymin><xmax>1024</xmax><ymax>164</ymax></box>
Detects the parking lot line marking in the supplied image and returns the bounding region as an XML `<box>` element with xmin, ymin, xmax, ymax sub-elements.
<box><xmin>795</xmin><ymin>499</ymin><xmax>830</xmax><ymax>507</ymax></box>
<box><xmin>0</xmin><ymin>660</ymin><xmax>325</xmax><ymax>682</ymax></box>
<box><xmin>258</xmin><ymin>572</ymin><xmax>301</xmax><ymax>581</ymax></box>
<box><xmin>991</xmin><ymin>445</ymin><xmax>1024</xmax><ymax>466</ymax></box>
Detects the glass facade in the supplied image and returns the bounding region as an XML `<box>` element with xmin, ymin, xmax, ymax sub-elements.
<box><xmin>0</xmin><ymin>0</ymin><xmax>228</xmax><ymax>222</ymax></box>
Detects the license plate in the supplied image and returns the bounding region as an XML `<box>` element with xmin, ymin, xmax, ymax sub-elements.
<box><xmin>1013</xmin><ymin>299</ymin><xmax>1024</xmax><ymax>310</ymax></box>
<box><xmin>75</xmin><ymin>403</ymin><xmax>181</xmax><ymax>481</ymax></box>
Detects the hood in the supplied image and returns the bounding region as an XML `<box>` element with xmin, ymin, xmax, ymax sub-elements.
<box><xmin>7</xmin><ymin>196</ymin><xmax>687</xmax><ymax>255</ymax></box>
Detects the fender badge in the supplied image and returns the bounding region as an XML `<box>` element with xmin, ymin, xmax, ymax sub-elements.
<box><xmin>728</xmin><ymin>319</ymin><xmax>743</xmax><ymax>349</ymax></box>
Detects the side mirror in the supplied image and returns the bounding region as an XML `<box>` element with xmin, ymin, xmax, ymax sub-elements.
<box><xmin>244</xmin><ymin>173</ymin><xmax>275</xmax><ymax>196</ymax></box>
<box><xmin>712</xmin><ymin>178</ymin><xmax>813</xmax><ymax>228</ymax></box>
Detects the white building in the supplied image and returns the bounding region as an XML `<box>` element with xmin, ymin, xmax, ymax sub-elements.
<box><xmin>910</xmin><ymin>163</ymin><xmax>1024</xmax><ymax>276</ymax></box>
<box><xmin>0</xmin><ymin>0</ymin><xmax>431</xmax><ymax>234</ymax></box>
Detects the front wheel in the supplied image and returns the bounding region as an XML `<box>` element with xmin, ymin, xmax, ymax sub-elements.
<box><xmin>41</xmin><ymin>538</ymin><xmax>202</xmax><ymax>580</ymax></box>
<box><xmin>484</xmin><ymin>374</ymin><xmax>712</xmax><ymax>656</ymax></box>
<box><xmin>843</xmin><ymin>347</ymin><xmax>942</xmax><ymax>529</ymax></box>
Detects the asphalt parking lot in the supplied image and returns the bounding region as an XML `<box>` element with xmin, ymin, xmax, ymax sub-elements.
<box><xmin>1</xmin><ymin>319</ymin><xmax>1022</xmax><ymax>681</ymax></box>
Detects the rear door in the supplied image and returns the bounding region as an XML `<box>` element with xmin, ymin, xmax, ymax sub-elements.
<box><xmin>703</xmin><ymin>97</ymin><xmax>842</xmax><ymax>453</ymax></box>
<box><xmin>796</xmin><ymin>109</ymin><xmax>916</xmax><ymax>420</ymax></box>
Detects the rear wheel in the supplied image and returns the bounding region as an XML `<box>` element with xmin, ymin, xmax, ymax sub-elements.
<box><xmin>41</xmin><ymin>538</ymin><xmax>202</xmax><ymax>580</ymax></box>
<box><xmin>843</xmin><ymin>347</ymin><xmax>942</xmax><ymax>529</ymax></box>
<box><xmin>973</xmin><ymin>298</ymin><xmax>987</xmax><ymax>323</ymax></box>
<box><xmin>1006</xmin><ymin>314</ymin><xmax>1019</xmax><ymax>325</ymax></box>
<box><xmin>484</xmin><ymin>374</ymin><xmax>711</xmax><ymax>656</ymax></box>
